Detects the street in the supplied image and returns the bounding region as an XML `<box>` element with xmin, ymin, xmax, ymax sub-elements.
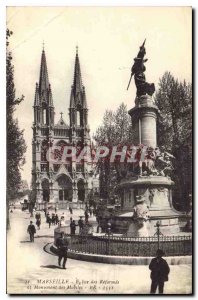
<box><xmin>7</xmin><ymin>208</ymin><xmax>192</xmax><ymax>294</ymax></box>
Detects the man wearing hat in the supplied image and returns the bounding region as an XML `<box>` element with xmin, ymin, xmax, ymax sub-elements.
<box><xmin>27</xmin><ymin>221</ymin><xmax>36</xmax><ymax>242</ymax></box>
<box><xmin>149</xmin><ymin>249</ymin><xmax>170</xmax><ymax>294</ymax></box>
<box><xmin>56</xmin><ymin>232</ymin><xmax>69</xmax><ymax>269</ymax></box>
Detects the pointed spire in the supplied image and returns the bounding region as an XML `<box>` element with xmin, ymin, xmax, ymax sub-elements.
<box><xmin>39</xmin><ymin>48</ymin><xmax>49</xmax><ymax>96</ymax></box>
<box><xmin>73</xmin><ymin>46</ymin><xmax>82</xmax><ymax>97</ymax></box>
<box><xmin>34</xmin><ymin>83</ymin><xmax>39</xmax><ymax>106</ymax></box>
<box><xmin>70</xmin><ymin>47</ymin><xmax>88</xmax><ymax>109</ymax></box>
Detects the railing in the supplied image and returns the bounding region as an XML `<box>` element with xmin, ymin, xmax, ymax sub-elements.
<box><xmin>61</xmin><ymin>234</ymin><xmax>192</xmax><ymax>257</ymax></box>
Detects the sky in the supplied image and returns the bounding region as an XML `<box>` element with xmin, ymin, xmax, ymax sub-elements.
<box><xmin>6</xmin><ymin>6</ymin><xmax>192</xmax><ymax>186</ymax></box>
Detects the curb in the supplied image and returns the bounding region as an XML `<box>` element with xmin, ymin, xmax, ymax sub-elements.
<box><xmin>43</xmin><ymin>243</ymin><xmax>192</xmax><ymax>265</ymax></box>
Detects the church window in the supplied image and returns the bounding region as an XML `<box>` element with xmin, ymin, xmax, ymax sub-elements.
<box><xmin>43</xmin><ymin>108</ymin><xmax>47</xmax><ymax>124</ymax></box>
<box><xmin>77</xmin><ymin>111</ymin><xmax>80</xmax><ymax>126</ymax></box>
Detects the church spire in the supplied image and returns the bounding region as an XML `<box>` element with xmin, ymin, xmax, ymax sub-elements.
<box><xmin>70</xmin><ymin>47</ymin><xmax>87</xmax><ymax>109</ymax></box>
<box><xmin>73</xmin><ymin>46</ymin><xmax>83</xmax><ymax>97</ymax></box>
<box><xmin>39</xmin><ymin>48</ymin><xmax>49</xmax><ymax>96</ymax></box>
<box><xmin>33</xmin><ymin>47</ymin><xmax>54</xmax><ymax>126</ymax></box>
<box><xmin>69</xmin><ymin>48</ymin><xmax>88</xmax><ymax>128</ymax></box>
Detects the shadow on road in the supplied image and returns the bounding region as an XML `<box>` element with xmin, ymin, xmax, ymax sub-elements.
<box><xmin>40</xmin><ymin>265</ymin><xmax>63</xmax><ymax>269</ymax></box>
<box><xmin>20</xmin><ymin>241</ymin><xmax>32</xmax><ymax>243</ymax></box>
<box><xmin>35</xmin><ymin>235</ymin><xmax>54</xmax><ymax>238</ymax></box>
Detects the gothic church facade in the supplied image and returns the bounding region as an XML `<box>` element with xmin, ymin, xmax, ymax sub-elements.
<box><xmin>32</xmin><ymin>48</ymin><xmax>97</xmax><ymax>205</ymax></box>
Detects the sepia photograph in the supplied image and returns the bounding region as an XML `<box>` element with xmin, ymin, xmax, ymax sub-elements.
<box><xmin>6</xmin><ymin>6</ymin><xmax>192</xmax><ymax>294</ymax></box>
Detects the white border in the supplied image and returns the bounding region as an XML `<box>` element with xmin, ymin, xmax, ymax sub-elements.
<box><xmin>0</xmin><ymin>1</ymin><xmax>196</xmax><ymax>299</ymax></box>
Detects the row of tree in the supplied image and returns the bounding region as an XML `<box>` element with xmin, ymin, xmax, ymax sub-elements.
<box><xmin>155</xmin><ymin>72</ymin><xmax>192</xmax><ymax>210</ymax></box>
<box><xmin>93</xmin><ymin>103</ymin><xmax>132</xmax><ymax>201</ymax></box>
<box><xmin>7</xmin><ymin>29</ymin><xmax>26</xmax><ymax>228</ymax></box>
<box><xmin>94</xmin><ymin>72</ymin><xmax>192</xmax><ymax>211</ymax></box>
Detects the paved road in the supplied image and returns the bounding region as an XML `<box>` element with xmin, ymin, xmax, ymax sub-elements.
<box><xmin>7</xmin><ymin>209</ymin><xmax>192</xmax><ymax>294</ymax></box>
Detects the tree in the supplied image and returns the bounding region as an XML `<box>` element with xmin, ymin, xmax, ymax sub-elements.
<box><xmin>7</xmin><ymin>29</ymin><xmax>27</xmax><ymax>228</ymax></box>
<box><xmin>154</xmin><ymin>72</ymin><xmax>192</xmax><ymax>210</ymax></box>
<box><xmin>94</xmin><ymin>103</ymin><xmax>132</xmax><ymax>201</ymax></box>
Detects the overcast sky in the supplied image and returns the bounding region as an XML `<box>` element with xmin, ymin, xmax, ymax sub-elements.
<box><xmin>6</xmin><ymin>6</ymin><xmax>192</xmax><ymax>186</ymax></box>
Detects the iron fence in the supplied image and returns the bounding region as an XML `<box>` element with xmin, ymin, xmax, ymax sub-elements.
<box><xmin>64</xmin><ymin>234</ymin><xmax>192</xmax><ymax>257</ymax></box>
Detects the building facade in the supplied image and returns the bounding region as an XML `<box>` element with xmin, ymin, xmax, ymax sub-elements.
<box><xmin>32</xmin><ymin>48</ymin><xmax>98</xmax><ymax>206</ymax></box>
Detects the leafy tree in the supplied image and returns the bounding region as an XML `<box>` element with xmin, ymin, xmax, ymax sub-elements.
<box><xmin>94</xmin><ymin>103</ymin><xmax>132</xmax><ymax>146</ymax></box>
<box><xmin>154</xmin><ymin>72</ymin><xmax>192</xmax><ymax>210</ymax></box>
<box><xmin>7</xmin><ymin>29</ymin><xmax>27</xmax><ymax>228</ymax></box>
<box><xmin>93</xmin><ymin>103</ymin><xmax>132</xmax><ymax>201</ymax></box>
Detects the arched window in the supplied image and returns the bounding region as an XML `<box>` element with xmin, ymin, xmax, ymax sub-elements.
<box><xmin>76</xmin><ymin>111</ymin><xmax>80</xmax><ymax>126</ymax></box>
<box><xmin>43</xmin><ymin>108</ymin><xmax>47</xmax><ymax>124</ymax></box>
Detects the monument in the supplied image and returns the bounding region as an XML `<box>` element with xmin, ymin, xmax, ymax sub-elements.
<box><xmin>113</xmin><ymin>40</ymin><xmax>180</xmax><ymax>236</ymax></box>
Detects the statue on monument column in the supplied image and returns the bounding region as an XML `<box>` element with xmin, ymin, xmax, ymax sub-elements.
<box><xmin>127</xmin><ymin>39</ymin><xmax>155</xmax><ymax>97</ymax></box>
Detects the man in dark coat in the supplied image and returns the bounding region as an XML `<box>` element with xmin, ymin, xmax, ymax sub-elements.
<box><xmin>55</xmin><ymin>214</ymin><xmax>59</xmax><ymax>225</ymax></box>
<box><xmin>85</xmin><ymin>210</ymin><xmax>89</xmax><ymax>224</ymax></box>
<box><xmin>46</xmin><ymin>211</ymin><xmax>50</xmax><ymax>222</ymax></box>
<box><xmin>70</xmin><ymin>220</ymin><xmax>76</xmax><ymax>235</ymax></box>
<box><xmin>51</xmin><ymin>213</ymin><xmax>56</xmax><ymax>226</ymax></box>
<box><xmin>56</xmin><ymin>232</ymin><xmax>69</xmax><ymax>269</ymax></box>
<box><xmin>78</xmin><ymin>217</ymin><xmax>84</xmax><ymax>233</ymax></box>
<box><xmin>27</xmin><ymin>221</ymin><xmax>36</xmax><ymax>242</ymax></box>
<box><xmin>47</xmin><ymin>215</ymin><xmax>52</xmax><ymax>228</ymax></box>
<box><xmin>149</xmin><ymin>249</ymin><xmax>170</xmax><ymax>294</ymax></box>
<box><xmin>36</xmin><ymin>218</ymin><xmax>41</xmax><ymax>230</ymax></box>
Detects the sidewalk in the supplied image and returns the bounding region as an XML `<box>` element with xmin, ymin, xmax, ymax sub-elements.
<box><xmin>7</xmin><ymin>209</ymin><xmax>192</xmax><ymax>294</ymax></box>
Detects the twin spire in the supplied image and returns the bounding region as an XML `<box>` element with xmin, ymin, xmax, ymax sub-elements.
<box><xmin>34</xmin><ymin>47</ymin><xmax>52</xmax><ymax>107</ymax></box>
<box><xmin>39</xmin><ymin>48</ymin><xmax>49</xmax><ymax>96</ymax></box>
<box><xmin>70</xmin><ymin>46</ymin><xmax>87</xmax><ymax>109</ymax></box>
<box><xmin>35</xmin><ymin>45</ymin><xmax>87</xmax><ymax>110</ymax></box>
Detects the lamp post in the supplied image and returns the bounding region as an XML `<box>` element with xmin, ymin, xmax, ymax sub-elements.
<box><xmin>155</xmin><ymin>221</ymin><xmax>163</xmax><ymax>250</ymax></box>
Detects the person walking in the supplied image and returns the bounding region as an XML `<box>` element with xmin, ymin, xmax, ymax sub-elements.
<box><xmin>36</xmin><ymin>218</ymin><xmax>41</xmax><ymax>230</ymax></box>
<box><xmin>27</xmin><ymin>221</ymin><xmax>36</xmax><ymax>242</ymax></box>
<box><xmin>89</xmin><ymin>207</ymin><xmax>93</xmax><ymax>217</ymax></box>
<box><xmin>52</xmin><ymin>213</ymin><xmax>56</xmax><ymax>225</ymax></box>
<box><xmin>35</xmin><ymin>212</ymin><xmax>41</xmax><ymax>229</ymax></box>
<box><xmin>60</xmin><ymin>216</ymin><xmax>66</xmax><ymax>227</ymax></box>
<box><xmin>78</xmin><ymin>217</ymin><xmax>84</xmax><ymax>233</ymax></box>
<box><xmin>85</xmin><ymin>210</ymin><xmax>89</xmax><ymax>224</ymax></box>
<box><xmin>43</xmin><ymin>208</ymin><xmax>47</xmax><ymax>217</ymax></box>
<box><xmin>55</xmin><ymin>214</ymin><xmax>59</xmax><ymax>225</ymax></box>
<box><xmin>70</xmin><ymin>220</ymin><xmax>76</xmax><ymax>235</ymax></box>
<box><xmin>149</xmin><ymin>249</ymin><xmax>170</xmax><ymax>294</ymax></box>
<box><xmin>47</xmin><ymin>215</ymin><xmax>52</xmax><ymax>228</ymax></box>
<box><xmin>46</xmin><ymin>211</ymin><xmax>50</xmax><ymax>223</ymax></box>
<box><xmin>56</xmin><ymin>232</ymin><xmax>69</xmax><ymax>269</ymax></box>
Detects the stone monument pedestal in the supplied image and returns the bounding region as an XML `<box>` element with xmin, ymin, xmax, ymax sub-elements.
<box><xmin>115</xmin><ymin>175</ymin><xmax>180</xmax><ymax>236</ymax></box>
<box><xmin>112</xmin><ymin>95</ymin><xmax>181</xmax><ymax>237</ymax></box>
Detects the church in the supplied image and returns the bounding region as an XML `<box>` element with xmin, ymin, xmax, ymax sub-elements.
<box><xmin>31</xmin><ymin>47</ymin><xmax>99</xmax><ymax>207</ymax></box>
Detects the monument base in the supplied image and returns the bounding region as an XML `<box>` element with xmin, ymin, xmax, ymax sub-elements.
<box><xmin>114</xmin><ymin>175</ymin><xmax>181</xmax><ymax>236</ymax></box>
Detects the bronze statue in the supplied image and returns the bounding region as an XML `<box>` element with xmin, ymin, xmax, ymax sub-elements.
<box><xmin>127</xmin><ymin>39</ymin><xmax>155</xmax><ymax>97</ymax></box>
